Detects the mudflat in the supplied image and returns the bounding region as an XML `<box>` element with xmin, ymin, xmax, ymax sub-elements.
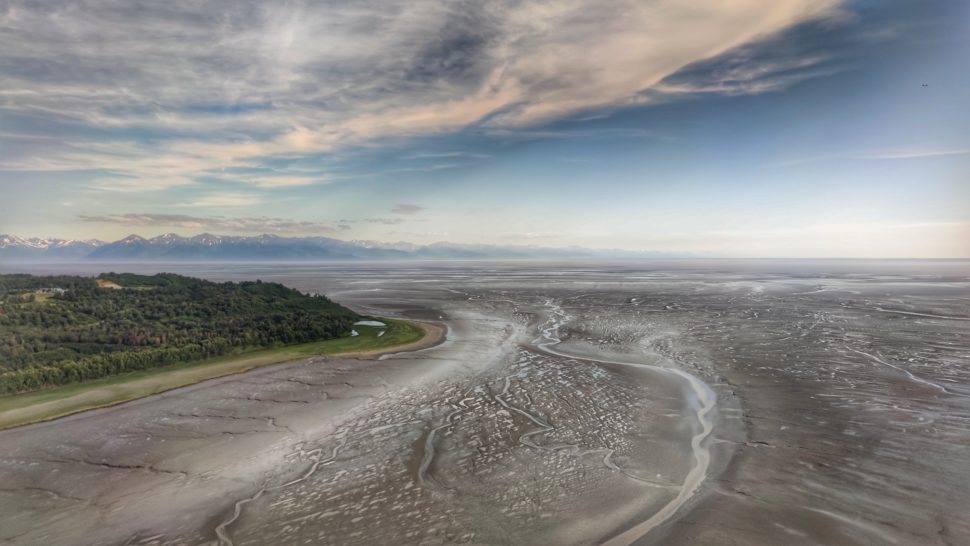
<box><xmin>1</xmin><ymin>260</ymin><xmax>968</xmax><ymax>545</ymax></box>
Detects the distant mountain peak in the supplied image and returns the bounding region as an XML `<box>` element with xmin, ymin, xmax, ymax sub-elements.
<box><xmin>0</xmin><ymin>232</ymin><xmax>692</xmax><ymax>262</ymax></box>
<box><xmin>0</xmin><ymin>234</ymin><xmax>27</xmax><ymax>248</ymax></box>
<box><xmin>190</xmin><ymin>233</ymin><xmax>223</xmax><ymax>245</ymax></box>
<box><xmin>150</xmin><ymin>233</ymin><xmax>185</xmax><ymax>245</ymax></box>
<box><xmin>0</xmin><ymin>234</ymin><xmax>106</xmax><ymax>259</ymax></box>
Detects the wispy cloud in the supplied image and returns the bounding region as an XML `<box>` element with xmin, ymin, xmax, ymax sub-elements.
<box><xmin>77</xmin><ymin>213</ymin><xmax>336</xmax><ymax>234</ymax></box>
<box><xmin>181</xmin><ymin>193</ymin><xmax>262</xmax><ymax>208</ymax></box>
<box><xmin>0</xmin><ymin>0</ymin><xmax>844</xmax><ymax>189</ymax></box>
<box><xmin>401</xmin><ymin>151</ymin><xmax>491</xmax><ymax>160</ymax></box>
<box><xmin>88</xmin><ymin>176</ymin><xmax>193</xmax><ymax>193</ymax></box>
<box><xmin>381</xmin><ymin>163</ymin><xmax>469</xmax><ymax>174</ymax></box>
<box><xmin>654</xmin><ymin>61</ymin><xmax>841</xmax><ymax>97</ymax></box>
<box><xmin>335</xmin><ymin>204</ymin><xmax>424</xmax><ymax>225</ymax></box>
<box><xmin>339</xmin><ymin>218</ymin><xmax>406</xmax><ymax>225</ymax></box>
<box><xmin>483</xmin><ymin>127</ymin><xmax>670</xmax><ymax>141</ymax></box>
<box><xmin>852</xmin><ymin>149</ymin><xmax>970</xmax><ymax>160</ymax></box>
<box><xmin>244</xmin><ymin>175</ymin><xmax>331</xmax><ymax>188</ymax></box>
<box><xmin>653</xmin><ymin>8</ymin><xmax>864</xmax><ymax>99</ymax></box>
<box><xmin>766</xmin><ymin>147</ymin><xmax>970</xmax><ymax>167</ymax></box>
<box><xmin>391</xmin><ymin>204</ymin><xmax>424</xmax><ymax>215</ymax></box>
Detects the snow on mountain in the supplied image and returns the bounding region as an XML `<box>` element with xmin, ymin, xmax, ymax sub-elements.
<box><xmin>0</xmin><ymin>234</ymin><xmax>106</xmax><ymax>261</ymax></box>
<box><xmin>150</xmin><ymin>233</ymin><xmax>185</xmax><ymax>245</ymax></box>
<box><xmin>190</xmin><ymin>233</ymin><xmax>224</xmax><ymax>246</ymax></box>
<box><xmin>0</xmin><ymin>233</ymin><xmax>692</xmax><ymax>262</ymax></box>
<box><xmin>0</xmin><ymin>235</ymin><xmax>29</xmax><ymax>248</ymax></box>
<box><xmin>0</xmin><ymin>235</ymin><xmax>106</xmax><ymax>250</ymax></box>
<box><xmin>351</xmin><ymin>240</ymin><xmax>419</xmax><ymax>251</ymax></box>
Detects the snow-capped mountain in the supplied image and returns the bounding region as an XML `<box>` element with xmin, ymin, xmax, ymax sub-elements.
<box><xmin>82</xmin><ymin>233</ymin><xmax>401</xmax><ymax>261</ymax></box>
<box><xmin>0</xmin><ymin>233</ymin><xmax>690</xmax><ymax>262</ymax></box>
<box><xmin>0</xmin><ymin>235</ymin><xmax>104</xmax><ymax>249</ymax></box>
<box><xmin>0</xmin><ymin>235</ymin><xmax>107</xmax><ymax>261</ymax></box>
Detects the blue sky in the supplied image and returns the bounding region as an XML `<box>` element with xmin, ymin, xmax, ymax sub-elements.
<box><xmin>1</xmin><ymin>0</ymin><xmax>967</xmax><ymax>257</ymax></box>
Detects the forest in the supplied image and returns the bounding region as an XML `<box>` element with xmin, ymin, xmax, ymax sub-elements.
<box><xmin>0</xmin><ymin>273</ymin><xmax>359</xmax><ymax>394</ymax></box>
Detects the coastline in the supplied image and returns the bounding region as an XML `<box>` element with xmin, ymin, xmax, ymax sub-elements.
<box><xmin>0</xmin><ymin>319</ymin><xmax>445</xmax><ymax>431</ymax></box>
<box><xmin>335</xmin><ymin>320</ymin><xmax>446</xmax><ymax>358</ymax></box>
<box><xmin>2</xmin><ymin>262</ymin><xmax>963</xmax><ymax>545</ymax></box>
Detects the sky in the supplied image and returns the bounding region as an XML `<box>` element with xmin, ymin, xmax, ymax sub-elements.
<box><xmin>1</xmin><ymin>0</ymin><xmax>968</xmax><ymax>258</ymax></box>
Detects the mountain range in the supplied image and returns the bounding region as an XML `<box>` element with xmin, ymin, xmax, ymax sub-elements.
<box><xmin>0</xmin><ymin>233</ymin><xmax>688</xmax><ymax>262</ymax></box>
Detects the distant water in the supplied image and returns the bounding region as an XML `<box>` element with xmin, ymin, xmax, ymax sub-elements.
<box><xmin>4</xmin><ymin>258</ymin><xmax>969</xmax><ymax>280</ymax></box>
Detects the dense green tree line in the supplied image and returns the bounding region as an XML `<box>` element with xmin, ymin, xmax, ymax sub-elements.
<box><xmin>0</xmin><ymin>273</ymin><xmax>358</xmax><ymax>394</ymax></box>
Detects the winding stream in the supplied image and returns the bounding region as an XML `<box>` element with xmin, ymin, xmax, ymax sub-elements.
<box><xmin>532</xmin><ymin>299</ymin><xmax>718</xmax><ymax>545</ymax></box>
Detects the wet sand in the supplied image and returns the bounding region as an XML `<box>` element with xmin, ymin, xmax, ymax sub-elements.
<box><xmin>1</xmin><ymin>260</ymin><xmax>968</xmax><ymax>545</ymax></box>
<box><xmin>0</xmin><ymin>287</ymin><xmax>704</xmax><ymax>545</ymax></box>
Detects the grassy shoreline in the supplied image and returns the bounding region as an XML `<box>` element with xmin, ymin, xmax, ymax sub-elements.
<box><xmin>0</xmin><ymin>318</ymin><xmax>428</xmax><ymax>430</ymax></box>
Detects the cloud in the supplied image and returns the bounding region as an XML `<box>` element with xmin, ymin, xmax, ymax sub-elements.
<box><xmin>852</xmin><ymin>149</ymin><xmax>970</xmax><ymax>160</ymax></box>
<box><xmin>654</xmin><ymin>57</ymin><xmax>840</xmax><ymax>97</ymax></box>
<box><xmin>77</xmin><ymin>213</ymin><xmax>336</xmax><ymax>234</ymax></box>
<box><xmin>401</xmin><ymin>151</ymin><xmax>491</xmax><ymax>160</ymax></box>
<box><xmin>391</xmin><ymin>204</ymin><xmax>424</xmax><ymax>215</ymax></box>
<box><xmin>483</xmin><ymin>127</ymin><xmax>667</xmax><ymax>141</ymax></box>
<box><xmin>340</xmin><ymin>217</ymin><xmax>406</xmax><ymax>225</ymax></box>
<box><xmin>648</xmin><ymin>6</ymin><xmax>872</xmax><ymax>100</ymax></box>
<box><xmin>334</xmin><ymin>204</ymin><xmax>432</xmax><ymax>225</ymax></box>
<box><xmin>181</xmin><ymin>193</ymin><xmax>262</xmax><ymax>207</ymax></box>
<box><xmin>500</xmin><ymin>232</ymin><xmax>564</xmax><ymax>242</ymax></box>
<box><xmin>244</xmin><ymin>175</ymin><xmax>331</xmax><ymax>188</ymax></box>
<box><xmin>88</xmin><ymin>176</ymin><xmax>193</xmax><ymax>193</ymax></box>
<box><xmin>766</xmin><ymin>147</ymin><xmax>970</xmax><ymax>167</ymax></box>
<box><xmin>0</xmin><ymin>0</ymin><xmax>844</xmax><ymax>190</ymax></box>
<box><xmin>381</xmin><ymin>163</ymin><xmax>468</xmax><ymax>174</ymax></box>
